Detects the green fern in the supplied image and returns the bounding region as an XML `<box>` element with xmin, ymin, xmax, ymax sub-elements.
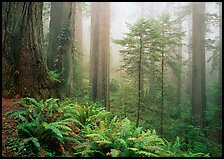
<box><xmin>7</xmin><ymin>97</ymin><xmax>86</xmax><ymax>156</ymax></box>
<box><xmin>5</xmin><ymin>97</ymin><xmax>209</xmax><ymax>157</ymax></box>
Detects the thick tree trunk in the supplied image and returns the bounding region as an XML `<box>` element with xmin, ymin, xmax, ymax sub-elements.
<box><xmin>187</xmin><ymin>14</ymin><xmax>192</xmax><ymax>100</ymax></box>
<box><xmin>192</xmin><ymin>2</ymin><xmax>206</xmax><ymax>127</ymax></box>
<box><xmin>75</xmin><ymin>2</ymin><xmax>84</xmax><ymax>95</ymax></box>
<box><xmin>66</xmin><ymin>2</ymin><xmax>76</xmax><ymax>97</ymax></box>
<box><xmin>2</xmin><ymin>2</ymin><xmax>56</xmax><ymax>99</ymax></box>
<box><xmin>47</xmin><ymin>2</ymin><xmax>69</xmax><ymax>71</ymax></box>
<box><xmin>90</xmin><ymin>2</ymin><xmax>100</xmax><ymax>102</ymax></box>
<box><xmin>100</xmin><ymin>2</ymin><xmax>110</xmax><ymax>111</ymax></box>
<box><xmin>90</xmin><ymin>2</ymin><xmax>110</xmax><ymax>109</ymax></box>
<box><xmin>47</xmin><ymin>2</ymin><xmax>76</xmax><ymax>97</ymax></box>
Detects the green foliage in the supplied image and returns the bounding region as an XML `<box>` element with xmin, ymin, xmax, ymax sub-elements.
<box><xmin>110</xmin><ymin>79</ymin><xmax>137</xmax><ymax>119</ymax></box>
<box><xmin>48</xmin><ymin>70</ymin><xmax>61</xmax><ymax>83</ymax></box>
<box><xmin>74</xmin><ymin>116</ymin><xmax>208</xmax><ymax>157</ymax></box>
<box><xmin>179</xmin><ymin>124</ymin><xmax>221</xmax><ymax>157</ymax></box>
<box><xmin>180</xmin><ymin>125</ymin><xmax>208</xmax><ymax>153</ymax></box>
<box><xmin>4</xmin><ymin>97</ymin><xmax>209</xmax><ymax>157</ymax></box>
<box><xmin>113</xmin><ymin>18</ymin><xmax>160</xmax><ymax>80</ymax></box>
<box><xmin>58</xmin><ymin>23</ymin><xmax>71</xmax><ymax>45</ymax></box>
<box><xmin>6</xmin><ymin>97</ymin><xmax>83</xmax><ymax>156</ymax></box>
<box><xmin>61</xmin><ymin>97</ymin><xmax>110</xmax><ymax>127</ymax></box>
<box><xmin>4</xmin><ymin>135</ymin><xmax>37</xmax><ymax>157</ymax></box>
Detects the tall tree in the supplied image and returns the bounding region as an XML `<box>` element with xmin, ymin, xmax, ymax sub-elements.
<box><xmin>47</xmin><ymin>2</ymin><xmax>76</xmax><ymax>97</ymax></box>
<box><xmin>90</xmin><ymin>2</ymin><xmax>110</xmax><ymax>110</ymax></box>
<box><xmin>2</xmin><ymin>2</ymin><xmax>56</xmax><ymax>98</ymax></box>
<box><xmin>191</xmin><ymin>2</ymin><xmax>206</xmax><ymax>127</ymax></box>
<box><xmin>47</xmin><ymin>2</ymin><xmax>68</xmax><ymax>71</ymax></box>
<box><xmin>187</xmin><ymin>13</ymin><xmax>193</xmax><ymax>100</ymax></box>
<box><xmin>218</xmin><ymin>2</ymin><xmax>222</xmax><ymax>107</ymax></box>
<box><xmin>218</xmin><ymin>2</ymin><xmax>222</xmax><ymax>144</ymax></box>
<box><xmin>114</xmin><ymin>19</ymin><xmax>159</xmax><ymax>128</ymax></box>
<box><xmin>156</xmin><ymin>14</ymin><xmax>185</xmax><ymax>135</ymax></box>
<box><xmin>74</xmin><ymin>2</ymin><xmax>84</xmax><ymax>95</ymax></box>
<box><xmin>145</xmin><ymin>4</ymin><xmax>157</xmax><ymax>104</ymax></box>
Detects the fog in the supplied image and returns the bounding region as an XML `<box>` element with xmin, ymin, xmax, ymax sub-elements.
<box><xmin>43</xmin><ymin>2</ymin><xmax>219</xmax><ymax>77</ymax></box>
<box><xmin>78</xmin><ymin>2</ymin><xmax>219</xmax><ymax>77</ymax></box>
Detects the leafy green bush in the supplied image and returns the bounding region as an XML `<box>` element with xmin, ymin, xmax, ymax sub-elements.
<box><xmin>6</xmin><ymin>97</ymin><xmax>83</xmax><ymax>156</ymax></box>
<box><xmin>4</xmin><ymin>97</ymin><xmax>209</xmax><ymax>157</ymax></box>
<box><xmin>60</xmin><ymin>97</ymin><xmax>110</xmax><ymax>127</ymax></box>
<box><xmin>74</xmin><ymin>116</ymin><xmax>208</xmax><ymax>157</ymax></box>
<box><xmin>179</xmin><ymin>125</ymin><xmax>221</xmax><ymax>157</ymax></box>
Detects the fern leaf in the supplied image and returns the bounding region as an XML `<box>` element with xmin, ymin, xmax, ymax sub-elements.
<box><xmin>27</xmin><ymin>137</ymin><xmax>40</xmax><ymax>151</ymax></box>
<box><xmin>22</xmin><ymin>97</ymin><xmax>41</xmax><ymax>108</ymax></box>
<box><xmin>86</xmin><ymin>133</ymin><xmax>102</xmax><ymax>138</ymax></box>
<box><xmin>17</xmin><ymin>124</ymin><xmax>32</xmax><ymax>136</ymax></box>
<box><xmin>136</xmin><ymin>150</ymin><xmax>159</xmax><ymax>157</ymax></box>
<box><xmin>62</xmin><ymin>118</ymin><xmax>85</xmax><ymax>128</ymax></box>
<box><xmin>128</xmin><ymin>147</ymin><xmax>139</xmax><ymax>151</ymax></box>
<box><xmin>110</xmin><ymin>149</ymin><xmax>120</xmax><ymax>157</ymax></box>
<box><xmin>10</xmin><ymin>110</ymin><xmax>28</xmax><ymax>119</ymax></box>
<box><xmin>43</xmin><ymin>122</ymin><xmax>63</xmax><ymax>138</ymax></box>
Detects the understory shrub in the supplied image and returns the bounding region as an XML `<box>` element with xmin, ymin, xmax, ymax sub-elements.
<box><xmin>4</xmin><ymin>97</ymin><xmax>209</xmax><ymax>157</ymax></box>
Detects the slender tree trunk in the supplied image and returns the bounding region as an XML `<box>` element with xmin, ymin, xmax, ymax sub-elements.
<box><xmin>160</xmin><ymin>42</ymin><xmax>164</xmax><ymax>136</ymax></box>
<box><xmin>176</xmin><ymin>57</ymin><xmax>182</xmax><ymax>118</ymax></box>
<box><xmin>192</xmin><ymin>2</ymin><xmax>206</xmax><ymax>127</ymax></box>
<box><xmin>176</xmin><ymin>24</ymin><xmax>183</xmax><ymax>118</ymax></box>
<box><xmin>2</xmin><ymin>2</ymin><xmax>57</xmax><ymax>98</ymax></box>
<box><xmin>140</xmin><ymin>2</ymin><xmax>145</xmax><ymax>98</ymax></box>
<box><xmin>218</xmin><ymin>2</ymin><xmax>222</xmax><ymax>107</ymax></box>
<box><xmin>136</xmin><ymin>35</ymin><xmax>143</xmax><ymax>128</ymax></box>
<box><xmin>146</xmin><ymin>3</ymin><xmax>156</xmax><ymax>103</ymax></box>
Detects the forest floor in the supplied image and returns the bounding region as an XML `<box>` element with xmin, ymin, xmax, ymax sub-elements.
<box><xmin>2</xmin><ymin>97</ymin><xmax>22</xmax><ymax>156</ymax></box>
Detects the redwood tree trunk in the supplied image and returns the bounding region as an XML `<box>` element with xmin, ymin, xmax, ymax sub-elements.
<box><xmin>218</xmin><ymin>2</ymin><xmax>222</xmax><ymax>107</ymax></box>
<box><xmin>191</xmin><ymin>2</ymin><xmax>206</xmax><ymax>127</ymax></box>
<box><xmin>218</xmin><ymin>2</ymin><xmax>222</xmax><ymax>144</ymax></box>
<box><xmin>90</xmin><ymin>2</ymin><xmax>100</xmax><ymax>102</ymax></box>
<box><xmin>75</xmin><ymin>2</ymin><xmax>84</xmax><ymax>95</ymax></box>
<box><xmin>90</xmin><ymin>2</ymin><xmax>110</xmax><ymax>109</ymax></box>
<box><xmin>47</xmin><ymin>2</ymin><xmax>76</xmax><ymax>97</ymax></box>
<box><xmin>47</xmin><ymin>2</ymin><xmax>69</xmax><ymax>71</ymax></box>
<box><xmin>2</xmin><ymin>2</ymin><xmax>56</xmax><ymax>99</ymax></box>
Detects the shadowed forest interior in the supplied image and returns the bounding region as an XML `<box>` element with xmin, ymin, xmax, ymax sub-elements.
<box><xmin>2</xmin><ymin>2</ymin><xmax>222</xmax><ymax>157</ymax></box>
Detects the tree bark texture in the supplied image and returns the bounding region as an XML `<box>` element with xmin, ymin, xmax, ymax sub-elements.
<box><xmin>2</xmin><ymin>2</ymin><xmax>56</xmax><ymax>98</ymax></box>
<box><xmin>90</xmin><ymin>2</ymin><xmax>110</xmax><ymax>110</ymax></box>
<box><xmin>218</xmin><ymin>2</ymin><xmax>222</xmax><ymax>144</ymax></box>
<box><xmin>47</xmin><ymin>2</ymin><xmax>76</xmax><ymax>97</ymax></box>
<box><xmin>218</xmin><ymin>2</ymin><xmax>222</xmax><ymax>107</ymax></box>
<box><xmin>47</xmin><ymin>2</ymin><xmax>69</xmax><ymax>71</ymax></box>
<box><xmin>75</xmin><ymin>2</ymin><xmax>84</xmax><ymax>94</ymax></box>
<box><xmin>192</xmin><ymin>2</ymin><xmax>206</xmax><ymax>127</ymax></box>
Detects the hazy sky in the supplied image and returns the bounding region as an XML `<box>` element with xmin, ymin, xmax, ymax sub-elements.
<box><xmin>43</xmin><ymin>2</ymin><xmax>219</xmax><ymax>70</ymax></box>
